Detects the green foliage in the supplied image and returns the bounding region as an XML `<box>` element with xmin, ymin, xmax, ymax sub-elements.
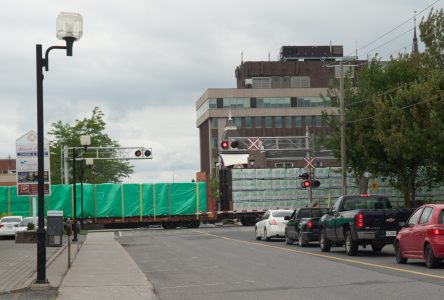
<box><xmin>322</xmin><ymin>10</ymin><xmax>444</xmax><ymax>207</ymax></box>
<box><xmin>48</xmin><ymin>107</ymin><xmax>134</xmax><ymax>184</ymax></box>
<box><xmin>27</xmin><ymin>222</ymin><xmax>35</xmax><ymax>230</ymax></box>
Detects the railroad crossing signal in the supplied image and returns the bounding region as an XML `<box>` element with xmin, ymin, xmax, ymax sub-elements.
<box><xmin>304</xmin><ymin>157</ymin><xmax>315</xmax><ymax>169</ymax></box>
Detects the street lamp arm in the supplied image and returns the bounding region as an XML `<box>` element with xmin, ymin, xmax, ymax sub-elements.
<box><xmin>43</xmin><ymin>45</ymin><xmax>68</xmax><ymax>71</ymax></box>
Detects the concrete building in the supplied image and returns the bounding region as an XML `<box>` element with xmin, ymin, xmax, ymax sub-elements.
<box><xmin>196</xmin><ymin>45</ymin><xmax>363</xmax><ymax>177</ymax></box>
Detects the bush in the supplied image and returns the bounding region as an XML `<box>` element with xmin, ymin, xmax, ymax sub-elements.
<box><xmin>27</xmin><ymin>223</ymin><xmax>35</xmax><ymax>230</ymax></box>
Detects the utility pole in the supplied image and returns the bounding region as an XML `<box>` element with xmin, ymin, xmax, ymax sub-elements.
<box><xmin>339</xmin><ymin>61</ymin><xmax>347</xmax><ymax>196</ymax></box>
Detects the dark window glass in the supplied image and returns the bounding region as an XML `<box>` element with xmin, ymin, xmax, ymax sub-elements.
<box><xmin>291</xmin><ymin>97</ymin><xmax>298</xmax><ymax>107</ymax></box>
<box><xmin>272</xmin><ymin>211</ymin><xmax>293</xmax><ymax>218</ymax></box>
<box><xmin>439</xmin><ymin>210</ymin><xmax>444</xmax><ymax>224</ymax></box>
<box><xmin>265</xmin><ymin>116</ymin><xmax>272</xmax><ymax>128</ymax></box>
<box><xmin>250</xmin><ymin>98</ymin><xmax>257</xmax><ymax>108</ymax></box>
<box><xmin>245</xmin><ymin>117</ymin><xmax>252</xmax><ymax>128</ymax></box>
<box><xmin>285</xmin><ymin>117</ymin><xmax>292</xmax><ymax>128</ymax></box>
<box><xmin>211</xmin><ymin>118</ymin><xmax>218</xmax><ymax>129</ymax></box>
<box><xmin>305</xmin><ymin>116</ymin><xmax>312</xmax><ymax>127</ymax></box>
<box><xmin>316</xmin><ymin>115</ymin><xmax>322</xmax><ymax>127</ymax></box>
<box><xmin>217</xmin><ymin>98</ymin><xmax>223</xmax><ymax>108</ymax></box>
<box><xmin>275</xmin><ymin>117</ymin><xmax>282</xmax><ymax>128</ymax></box>
<box><xmin>255</xmin><ymin>117</ymin><xmax>262</xmax><ymax>128</ymax></box>
<box><xmin>295</xmin><ymin>116</ymin><xmax>302</xmax><ymax>128</ymax></box>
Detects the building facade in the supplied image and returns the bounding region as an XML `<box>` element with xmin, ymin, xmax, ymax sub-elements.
<box><xmin>196</xmin><ymin>45</ymin><xmax>362</xmax><ymax>177</ymax></box>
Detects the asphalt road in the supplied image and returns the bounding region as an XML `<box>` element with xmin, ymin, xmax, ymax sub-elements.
<box><xmin>117</xmin><ymin>225</ymin><xmax>444</xmax><ymax>300</ymax></box>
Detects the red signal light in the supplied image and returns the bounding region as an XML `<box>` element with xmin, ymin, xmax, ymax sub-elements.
<box><xmin>135</xmin><ymin>150</ymin><xmax>142</xmax><ymax>157</ymax></box>
<box><xmin>302</xmin><ymin>180</ymin><xmax>311</xmax><ymax>188</ymax></box>
<box><xmin>220</xmin><ymin>141</ymin><xmax>229</xmax><ymax>149</ymax></box>
<box><xmin>312</xmin><ymin>180</ymin><xmax>320</xmax><ymax>188</ymax></box>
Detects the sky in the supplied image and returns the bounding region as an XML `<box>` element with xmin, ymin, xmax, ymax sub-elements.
<box><xmin>0</xmin><ymin>0</ymin><xmax>441</xmax><ymax>183</ymax></box>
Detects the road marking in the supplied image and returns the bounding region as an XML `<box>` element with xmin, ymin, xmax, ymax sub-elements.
<box><xmin>193</xmin><ymin>230</ymin><xmax>444</xmax><ymax>281</ymax></box>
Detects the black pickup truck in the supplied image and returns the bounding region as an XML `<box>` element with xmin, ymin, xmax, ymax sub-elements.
<box><xmin>285</xmin><ymin>207</ymin><xmax>329</xmax><ymax>247</ymax></box>
<box><xmin>319</xmin><ymin>194</ymin><xmax>415</xmax><ymax>256</ymax></box>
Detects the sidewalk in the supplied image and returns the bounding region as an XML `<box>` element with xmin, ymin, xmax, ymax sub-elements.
<box><xmin>57</xmin><ymin>232</ymin><xmax>157</xmax><ymax>300</ymax></box>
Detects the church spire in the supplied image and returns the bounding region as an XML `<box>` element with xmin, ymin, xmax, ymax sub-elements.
<box><xmin>412</xmin><ymin>11</ymin><xmax>419</xmax><ymax>55</ymax></box>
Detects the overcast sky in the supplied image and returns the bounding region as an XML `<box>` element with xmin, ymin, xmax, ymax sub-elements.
<box><xmin>0</xmin><ymin>0</ymin><xmax>441</xmax><ymax>183</ymax></box>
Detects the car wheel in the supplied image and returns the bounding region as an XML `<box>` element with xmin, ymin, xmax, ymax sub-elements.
<box><xmin>255</xmin><ymin>228</ymin><xmax>261</xmax><ymax>240</ymax></box>
<box><xmin>298</xmin><ymin>230</ymin><xmax>307</xmax><ymax>247</ymax></box>
<box><xmin>371</xmin><ymin>243</ymin><xmax>384</xmax><ymax>253</ymax></box>
<box><xmin>320</xmin><ymin>230</ymin><xmax>331</xmax><ymax>252</ymax></box>
<box><xmin>345</xmin><ymin>230</ymin><xmax>358</xmax><ymax>256</ymax></box>
<box><xmin>395</xmin><ymin>242</ymin><xmax>407</xmax><ymax>264</ymax></box>
<box><xmin>424</xmin><ymin>244</ymin><xmax>441</xmax><ymax>269</ymax></box>
<box><xmin>264</xmin><ymin>229</ymin><xmax>271</xmax><ymax>241</ymax></box>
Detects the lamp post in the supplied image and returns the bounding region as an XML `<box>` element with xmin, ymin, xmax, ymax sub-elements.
<box><xmin>35</xmin><ymin>12</ymin><xmax>82</xmax><ymax>284</ymax></box>
<box><xmin>79</xmin><ymin>135</ymin><xmax>91</xmax><ymax>229</ymax></box>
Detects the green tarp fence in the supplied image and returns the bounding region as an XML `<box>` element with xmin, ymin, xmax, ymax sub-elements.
<box><xmin>0</xmin><ymin>182</ymin><xmax>207</xmax><ymax>219</ymax></box>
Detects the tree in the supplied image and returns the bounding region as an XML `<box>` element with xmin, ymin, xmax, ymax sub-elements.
<box><xmin>48</xmin><ymin>107</ymin><xmax>134</xmax><ymax>184</ymax></box>
<box><xmin>419</xmin><ymin>8</ymin><xmax>444</xmax><ymax>68</ymax></box>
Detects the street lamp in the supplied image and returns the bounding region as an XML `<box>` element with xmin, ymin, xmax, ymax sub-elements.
<box><xmin>79</xmin><ymin>135</ymin><xmax>91</xmax><ymax>230</ymax></box>
<box><xmin>35</xmin><ymin>12</ymin><xmax>82</xmax><ymax>284</ymax></box>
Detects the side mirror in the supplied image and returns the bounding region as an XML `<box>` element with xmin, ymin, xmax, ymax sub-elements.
<box><xmin>398</xmin><ymin>221</ymin><xmax>406</xmax><ymax>228</ymax></box>
<box><xmin>284</xmin><ymin>216</ymin><xmax>291</xmax><ymax>221</ymax></box>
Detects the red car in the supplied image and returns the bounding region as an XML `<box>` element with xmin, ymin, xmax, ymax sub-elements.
<box><xmin>395</xmin><ymin>204</ymin><xmax>444</xmax><ymax>268</ymax></box>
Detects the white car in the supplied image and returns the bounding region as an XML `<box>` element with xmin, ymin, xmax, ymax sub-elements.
<box><xmin>255</xmin><ymin>209</ymin><xmax>293</xmax><ymax>241</ymax></box>
<box><xmin>0</xmin><ymin>216</ymin><xmax>23</xmax><ymax>238</ymax></box>
<box><xmin>15</xmin><ymin>217</ymin><xmax>46</xmax><ymax>232</ymax></box>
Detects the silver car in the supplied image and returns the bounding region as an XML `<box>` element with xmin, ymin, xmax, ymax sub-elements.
<box><xmin>255</xmin><ymin>209</ymin><xmax>293</xmax><ymax>241</ymax></box>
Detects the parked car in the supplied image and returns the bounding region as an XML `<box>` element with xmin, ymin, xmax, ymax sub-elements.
<box><xmin>394</xmin><ymin>204</ymin><xmax>444</xmax><ymax>268</ymax></box>
<box><xmin>285</xmin><ymin>207</ymin><xmax>329</xmax><ymax>246</ymax></box>
<box><xmin>255</xmin><ymin>209</ymin><xmax>293</xmax><ymax>241</ymax></box>
<box><xmin>15</xmin><ymin>217</ymin><xmax>46</xmax><ymax>232</ymax></box>
<box><xmin>0</xmin><ymin>216</ymin><xmax>23</xmax><ymax>238</ymax></box>
<box><xmin>319</xmin><ymin>194</ymin><xmax>415</xmax><ymax>256</ymax></box>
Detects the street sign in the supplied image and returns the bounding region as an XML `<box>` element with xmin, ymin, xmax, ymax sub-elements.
<box><xmin>16</xmin><ymin>130</ymin><xmax>51</xmax><ymax>196</ymax></box>
<box><xmin>304</xmin><ymin>157</ymin><xmax>315</xmax><ymax>169</ymax></box>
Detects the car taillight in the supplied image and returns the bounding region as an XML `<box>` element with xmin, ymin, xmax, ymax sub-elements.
<box><xmin>269</xmin><ymin>219</ymin><xmax>277</xmax><ymax>225</ymax></box>
<box><xmin>432</xmin><ymin>226</ymin><xmax>444</xmax><ymax>235</ymax></box>
<box><xmin>307</xmin><ymin>220</ymin><xmax>313</xmax><ymax>229</ymax></box>
<box><xmin>356</xmin><ymin>213</ymin><xmax>364</xmax><ymax>229</ymax></box>
<box><xmin>0</xmin><ymin>224</ymin><xmax>3</xmax><ymax>228</ymax></box>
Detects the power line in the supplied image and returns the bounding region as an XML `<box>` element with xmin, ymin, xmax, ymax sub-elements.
<box><xmin>346</xmin><ymin>93</ymin><xmax>443</xmax><ymax>124</ymax></box>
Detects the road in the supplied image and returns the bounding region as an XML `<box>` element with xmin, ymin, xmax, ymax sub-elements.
<box><xmin>116</xmin><ymin>225</ymin><xmax>444</xmax><ymax>300</ymax></box>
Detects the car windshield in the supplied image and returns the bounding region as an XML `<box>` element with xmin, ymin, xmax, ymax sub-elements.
<box><xmin>343</xmin><ymin>196</ymin><xmax>392</xmax><ymax>211</ymax></box>
<box><xmin>1</xmin><ymin>217</ymin><xmax>21</xmax><ymax>223</ymax></box>
<box><xmin>272</xmin><ymin>211</ymin><xmax>292</xmax><ymax>218</ymax></box>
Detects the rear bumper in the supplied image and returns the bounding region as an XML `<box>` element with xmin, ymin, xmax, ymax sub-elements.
<box><xmin>268</xmin><ymin>226</ymin><xmax>286</xmax><ymax>237</ymax></box>
<box><xmin>356</xmin><ymin>230</ymin><xmax>396</xmax><ymax>244</ymax></box>
<box><xmin>302</xmin><ymin>231</ymin><xmax>320</xmax><ymax>242</ymax></box>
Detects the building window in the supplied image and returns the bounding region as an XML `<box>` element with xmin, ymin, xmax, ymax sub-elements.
<box><xmin>255</xmin><ymin>117</ymin><xmax>262</xmax><ymax>128</ymax></box>
<box><xmin>211</xmin><ymin>118</ymin><xmax>218</xmax><ymax>129</ymax></box>
<box><xmin>252</xmin><ymin>77</ymin><xmax>271</xmax><ymax>89</ymax></box>
<box><xmin>234</xmin><ymin>117</ymin><xmax>242</xmax><ymax>128</ymax></box>
<box><xmin>295</xmin><ymin>116</ymin><xmax>302</xmax><ymax>128</ymax></box>
<box><xmin>275</xmin><ymin>162</ymin><xmax>294</xmax><ymax>168</ymax></box>
<box><xmin>245</xmin><ymin>117</ymin><xmax>252</xmax><ymax>128</ymax></box>
<box><xmin>212</xmin><ymin>137</ymin><xmax>218</xmax><ymax>149</ymax></box>
<box><xmin>305</xmin><ymin>116</ymin><xmax>312</xmax><ymax>128</ymax></box>
<box><xmin>315</xmin><ymin>115</ymin><xmax>322</xmax><ymax>127</ymax></box>
<box><xmin>285</xmin><ymin>116</ymin><xmax>292</xmax><ymax>128</ymax></box>
<box><xmin>265</xmin><ymin>116</ymin><xmax>272</xmax><ymax>128</ymax></box>
<box><xmin>291</xmin><ymin>76</ymin><xmax>310</xmax><ymax>88</ymax></box>
<box><xmin>275</xmin><ymin>117</ymin><xmax>282</xmax><ymax>128</ymax></box>
<box><xmin>256</xmin><ymin>97</ymin><xmax>291</xmax><ymax>108</ymax></box>
<box><xmin>223</xmin><ymin>98</ymin><xmax>250</xmax><ymax>108</ymax></box>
